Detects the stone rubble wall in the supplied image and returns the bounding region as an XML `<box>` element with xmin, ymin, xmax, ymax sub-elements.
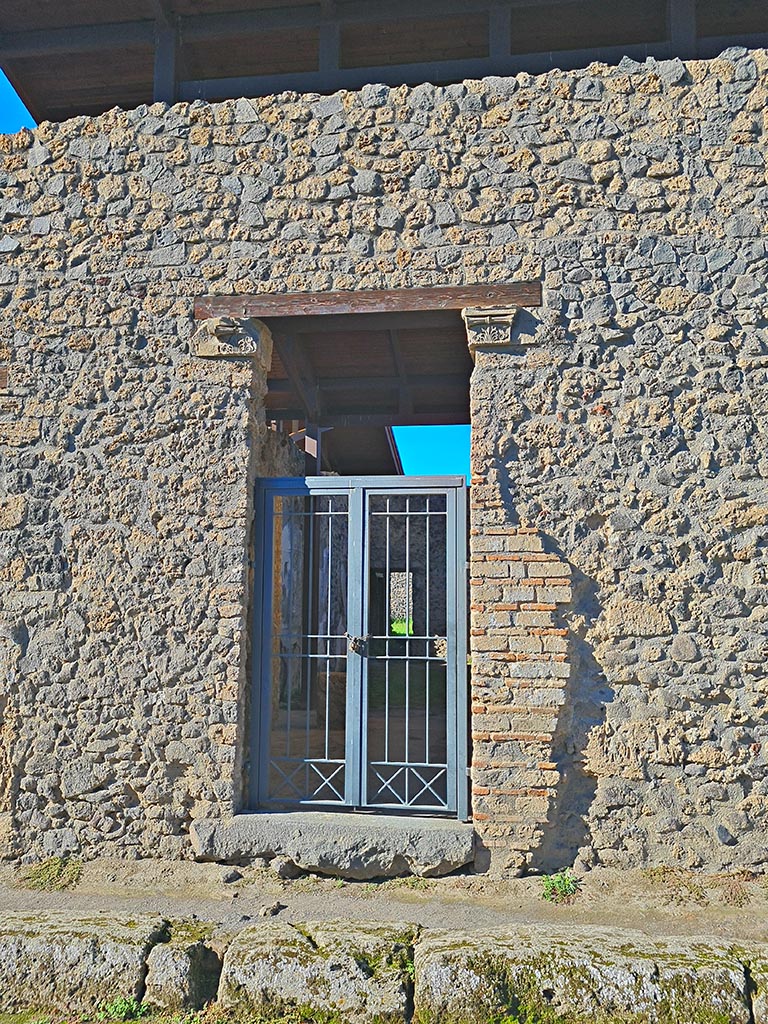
<box><xmin>1</xmin><ymin>913</ymin><xmax>767</xmax><ymax>1024</ymax></box>
<box><xmin>467</xmin><ymin>48</ymin><xmax>768</xmax><ymax>874</ymax></box>
<box><xmin>0</xmin><ymin>46</ymin><xmax>766</xmax><ymax>869</ymax></box>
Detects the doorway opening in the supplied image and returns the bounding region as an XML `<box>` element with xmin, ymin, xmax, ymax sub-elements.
<box><xmin>250</xmin><ymin>305</ymin><xmax>477</xmax><ymax>819</ymax></box>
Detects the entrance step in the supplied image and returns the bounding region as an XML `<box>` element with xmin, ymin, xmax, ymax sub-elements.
<box><xmin>190</xmin><ymin>811</ymin><xmax>475</xmax><ymax>879</ymax></box>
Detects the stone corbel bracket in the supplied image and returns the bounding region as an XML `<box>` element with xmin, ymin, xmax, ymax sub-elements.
<box><xmin>192</xmin><ymin>317</ymin><xmax>273</xmax><ymax>373</ymax></box>
<box><xmin>462</xmin><ymin>305</ymin><xmax>527</xmax><ymax>359</ymax></box>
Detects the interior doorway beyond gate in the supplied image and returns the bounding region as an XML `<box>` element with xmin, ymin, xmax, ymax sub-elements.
<box><xmin>251</xmin><ymin>476</ymin><xmax>468</xmax><ymax>819</ymax></box>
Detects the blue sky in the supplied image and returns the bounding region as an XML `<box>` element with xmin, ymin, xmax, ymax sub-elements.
<box><xmin>0</xmin><ymin>72</ymin><xmax>470</xmax><ymax>478</ymax></box>
<box><xmin>0</xmin><ymin>71</ymin><xmax>34</xmax><ymax>133</ymax></box>
<box><xmin>392</xmin><ymin>425</ymin><xmax>470</xmax><ymax>479</ymax></box>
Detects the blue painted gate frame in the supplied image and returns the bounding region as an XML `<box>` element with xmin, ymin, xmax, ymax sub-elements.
<box><xmin>250</xmin><ymin>476</ymin><xmax>468</xmax><ymax>820</ymax></box>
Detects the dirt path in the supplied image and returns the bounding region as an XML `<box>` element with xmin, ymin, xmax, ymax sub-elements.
<box><xmin>0</xmin><ymin>860</ymin><xmax>763</xmax><ymax>942</ymax></box>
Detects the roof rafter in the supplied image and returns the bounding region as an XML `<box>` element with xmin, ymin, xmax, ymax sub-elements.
<box><xmin>388</xmin><ymin>330</ymin><xmax>414</xmax><ymax>418</ymax></box>
<box><xmin>271</xmin><ymin>331</ymin><xmax>321</xmax><ymax>423</ymax></box>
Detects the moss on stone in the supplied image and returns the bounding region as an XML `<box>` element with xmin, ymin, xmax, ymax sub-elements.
<box><xmin>0</xmin><ymin>1011</ymin><xmax>52</xmax><ymax>1024</ymax></box>
<box><xmin>16</xmin><ymin>857</ymin><xmax>82</xmax><ymax>892</ymax></box>
<box><xmin>167</xmin><ymin>919</ymin><xmax>215</xmax><ymax>946</ymax></box>
<box><xmin>431</xmin><ymin>949</ymin><xmax>746</xmax><ymax>1024</ymax></box>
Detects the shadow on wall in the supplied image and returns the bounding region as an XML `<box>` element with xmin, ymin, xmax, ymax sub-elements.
<box><xmin>528</xmin><ymin>547</ymin><xmax>614</xmax><ymax>875</ymax></box>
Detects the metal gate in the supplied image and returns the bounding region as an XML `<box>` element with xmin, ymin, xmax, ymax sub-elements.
<box><xmin>251</xmin><ymin>476</ymin><xmax>468</xmax><ymax>818</ymax></box>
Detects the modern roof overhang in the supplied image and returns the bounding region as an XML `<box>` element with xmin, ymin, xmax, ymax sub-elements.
<box><xmin>2</xmin><ymin>0</ymin><xmax>766</xmax><ymax>124</ymax></box>
<box><xmin>194</xmin><ymin>282</ymin><xmax>540</xmax><ymax>475</ymax></box>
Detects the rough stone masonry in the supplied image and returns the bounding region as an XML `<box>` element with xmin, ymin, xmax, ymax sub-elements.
<box><xmin>0</xmin><ymin>46</ymin><xmax>766</xmax><ymax>873</ymax></box>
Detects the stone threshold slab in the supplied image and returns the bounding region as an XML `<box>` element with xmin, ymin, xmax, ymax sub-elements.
<box><xmin>190</xmin><ymin>811</ymin><xmax>475</xmax><ymax>879</ymax></box>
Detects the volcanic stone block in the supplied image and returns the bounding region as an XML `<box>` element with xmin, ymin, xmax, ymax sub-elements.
<box><xmin>0</xmin><ymin>912</ymin><xmax>167</xmax><ymax>1014</ymax></box>
<box><xmin>413</xmin><ymin>926</ymin><xmax>758</xmax><ymax>1024</ymax></box>
<box><xmin>144</xmin><ymin>921</ymin><xmax>222</xmax><ymax>1011</ymax></box>
<box><xmin>190</xmin><ymin>811</ymin><xmax>475</xmax><ymax>879</ymax></box>
<box><xmin>218</xmin><ymin>920</ymin><xmax>417</xmax><ymax>1023</ymax></box>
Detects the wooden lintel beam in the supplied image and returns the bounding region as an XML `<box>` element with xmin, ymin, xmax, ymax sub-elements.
<box><xmin>317</xmin><ymin>412</ymin><xmax>470</xmax><ymax>427</ymax></box>
<box><xmin>266</xmin><ymin>406</ymin><xmax>470</xmax><ymax>426</ymax></box>
<box><xmin>195</xmin><ymin>283</ymin><xmax>541</xmax><ymax>320</ymax></box>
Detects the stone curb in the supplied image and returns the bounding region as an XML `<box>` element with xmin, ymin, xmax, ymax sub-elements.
<box><xmin>0</xmin><ymin>914</ymin><xmax>766</xmax><ymax>1023</ymax></box>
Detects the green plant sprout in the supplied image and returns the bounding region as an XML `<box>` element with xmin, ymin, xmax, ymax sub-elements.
<box><xmin>541</xmin><ymin>869</ymin><xmax>581</xmax><ymax>904</ymax></box>
<box><xmin>96</xmin><ymin>997</ymin><xmax>149</xmax><ymax>1022</ymax></box>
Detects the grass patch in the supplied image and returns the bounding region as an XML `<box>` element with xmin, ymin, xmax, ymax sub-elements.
<box><xmin>389</xmin><ymin>875</ymin><xmax>434</xmax><ymax>892</ymax></box>
<box><xmin>714</xmin><ymin>871</ymin><xmax>753</xmax><ymax>907</ymax></box>
<box><xmin>0</xmin><ymin>1013</ymin><xmax>54</xmax><ymax>1024</ymax></box>
<box><xmin>644</xmin><ymin>866</ymin><xmax>707</xmax><ymax>906</ymax></box>
<box><xmin>18</xmin><ymin>857</ymin><xmax>82</xmax><ymax>892</ymax></box>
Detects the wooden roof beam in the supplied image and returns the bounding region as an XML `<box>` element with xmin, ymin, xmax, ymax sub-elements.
<box><xmin>267</xmin><ymin>311</ymin><xmax>463</xmax><ymax>334</ymax></box>
<box><xmin>270</xmin><ymin>332</ymin><xmax>321</xmax><ymax>423</ymax></box>
<box><xmin>0</xmin><ymin>22</ymin><xmax>153</xmax><ymax>58</ymax></box>
<box><xmin>388</xmin><ymin>330</ymin><xmax>414</xmax><ymax>418</ymax></box>
<box><xmin>267</xmin><ymin>372</ymin><xmax>468</xmax><ymax>394</ymax></box>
